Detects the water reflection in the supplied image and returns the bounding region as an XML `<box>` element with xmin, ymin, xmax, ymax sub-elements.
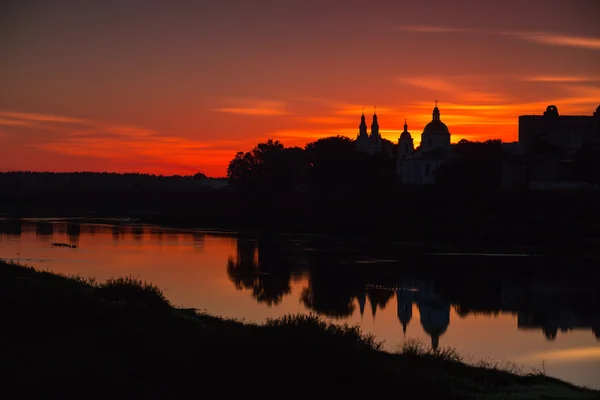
<box><xmin>35</xmin><ymin>221</ymin><xmax>54</xmax><ymax>238</ymax></box>
<box><xmin>224</xmin><ymin>235</ymin><xmax>600</xmax><ymax>348</ymax></box>
<box><xmin>66</xmin><ymin>223</ymin><xmax>81</xmax><ymax>246</ymax></box>
<box><xmin>227</xmin><ymin>237</ymin><xmax>294</xmax><ymax>306</ymax></box>
<box><xmin>112</xmin><ymin>226</ymin><xmax>124</xmax><ymax>241</ymax></box>
<box><xmin>0</xmin><ymin>219</ymin><xmax>22</xmax><ymax>238</ymax></box>
<box><xmin>131</xmin><ymin>226</ymin><xmax>144</xmax><ymax>241</ymax></box>
<box><xmin>1</xmin><ymin>218</ymin><xmax>599</xmax><ymax>389</ymax></box>
<box><xmin>191</xmin><ymin>232</ymin><xmax>205</xmax><ymax>251</ymax></box>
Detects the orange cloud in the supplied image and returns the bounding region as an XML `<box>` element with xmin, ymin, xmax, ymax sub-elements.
<box><xmin>521</xmin><ymin>75</ymin><xmax>600</xmax><ymax>83</ymax></box>
<box><xmin>394</xmin><ymin>25</ymin><xmax>473</xmax><ymax>34</ymax></box>
<box><xmin>333</xmin><ymin>104</ymin><xmax>395</xmax><ymax>116</ymax></box>
<box><xmin>0</xmin><ymin>118</ymin><xmax>41</xmax><ymax>128</ymax></box>
<box><xmin>516</xmin><ymin>32</ymin><xmax>600</xmax><ymax>51</ymax></box>
<box><xmin>300</xmin><ymin>116</ymin><xmax>354</xmax><ymax>125</ymax></box>
<box><xmin>215</xmin><ymin>98</ymin><xmax>290</xmax><ymax>116</ymax></box>
<box><xmin>396</xmin><ymin>25</ymin><xmax>600</xmax><ymax>51</ymax></box>
<box><xmin>397</xmin><ymin>76</ymin><xmax>461</xmax><ymax>93</ymax></box>
<box><xmin>272</xmin><ymin>129</ymin><xmax>346</xmax><ymax>142</ymax></box>
<box><xmin>0</xmin><ymin>110</ymin><xmax>89</xmax><ymax>124</ymax></box>
<box><xmin>0</xmin><ymin>109</ymin><xmax>248</xmax><ymax>176</ymax></box>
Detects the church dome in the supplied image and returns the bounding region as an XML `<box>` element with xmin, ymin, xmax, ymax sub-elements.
<box><xmin>400</xmin><ymin>120</ymin><xmax>412</xmax><ymax>139</ymax></box>
<box><xmin>422</xmin><ymin>105</ymin><xmax>450</xmax><ymax>136</ymax></box>
<box><xmin>423</xmin><ymin>120</ymin><xmax>450</xmax><ymax>136</ymax></box>
<box><xmin>400</xmin><ymin>131</ymin><xmax>412</xmax><ymax>139</ymax></box>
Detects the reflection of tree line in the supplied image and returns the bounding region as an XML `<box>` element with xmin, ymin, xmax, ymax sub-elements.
<box><xmin>228</xmin><ymin>238</ymin><xmax>600</xmax><ymax>346</ymax></box>
<box><xmin>0</xmin><ymin>220</ymin><xmax>207</xmax><ymax>249</ymax></box>
<box><xmin>227</xmin><ymin>237</ymin><xmax>295</xmax><ymax>306</ymax></box>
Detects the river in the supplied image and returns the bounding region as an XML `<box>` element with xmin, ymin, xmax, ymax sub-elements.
<box><xmin>1</xmin><ymin>218</ymin><xmax>599</xmax><ymax>389</ymax></box>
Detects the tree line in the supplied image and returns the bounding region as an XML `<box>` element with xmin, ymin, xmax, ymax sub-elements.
<box><xmin>226</xmin><ymin>136</ymin><xmax>509</xmax><ymax>197</ymax></box>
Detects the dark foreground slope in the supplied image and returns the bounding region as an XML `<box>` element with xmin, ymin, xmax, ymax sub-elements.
<box><xmin>1</xmin><ymin>260</ymin><xmax>598</xmax><ymax>399</ymax></box>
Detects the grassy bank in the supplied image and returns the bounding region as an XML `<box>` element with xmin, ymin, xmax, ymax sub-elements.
<box><xmin>1</xmin><ymin>259</ymin><xmax>598</xmax><ymax>399</ymax></box>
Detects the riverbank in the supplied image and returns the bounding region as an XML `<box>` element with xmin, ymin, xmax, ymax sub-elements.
<box><xmin>1</xmin><ymin>259</ymin><xmax>597</xmax><ymax>399</ymax></box>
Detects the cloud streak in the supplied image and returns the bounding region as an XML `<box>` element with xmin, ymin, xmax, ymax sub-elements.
<box><xmin>396</xmin><ymin>25</ymin><xmax>600</xmax><ymax>51</ymax></box>
<box><xmin>397</xmin><ymin>77</ymin><xmax>460</xmax><ymax>93</ymax></box>
<box><xmin>517</xmin><ymin>32</ymin><xmax>600</xmax><ymax>51</ymax></box>
<box><xmin>0</xmin><ymin>111</ymin><xmax>89</xmax><ymax>125</ymax></box>
<box><xmin>520</xmin><ymin>75</ymin><xmax>600</xmax><ymax>83</ymax></box>
<box><xmin>215</xmin><ymin>98</ymin><xmax>291</xmax><ymax>116</ymax></box>
<box><xmin>0</xmin><ymin>108</ymin><xmax>253</xmax><ymax>176</ymax></box>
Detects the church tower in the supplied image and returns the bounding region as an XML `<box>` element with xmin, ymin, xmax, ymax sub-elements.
<box><xmin>397</xmin><ymin>119</ymin><xmax>414</xmax><ymax>179</ymax></box>
<box><xmin>356</xmin><ymin>112</ymin><xmax>369</xmax><ymax>153</ymax></box>
<box><xmin>398</xmin><ymin>119</ymin><xmax>414</xmax><ymax>158</ymax></box>
<box><xmin>421</xmin><ymin>101</ymin><xmax>451</xmax><ymax>152</ymax></box>
<box><xmin>369</xmin><ymin>110</ymin><xmax>382</xmax><ymax>154</ymax></box>
<box><xmin>358</xmin><ymin>112</ymin><xmax>368</xmax><ymax>139</ymax></box>
<box><xmin>370</xmin><ymin>111</ymin><xmax>380</xmax><ymax>139</ymax></box>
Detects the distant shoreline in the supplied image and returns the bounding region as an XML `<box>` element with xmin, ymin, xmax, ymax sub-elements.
<box><xmin>4</xmin><ymin>215</ymin><xmax>600</xmax><ymax>262</ymax></box>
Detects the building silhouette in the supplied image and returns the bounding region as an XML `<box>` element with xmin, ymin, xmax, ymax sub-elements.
<box><xmin>354</xmin><ymin>102</ymin><xmax>453</xmax><ymax>184</ymax></box>
<box><xmin>398</xmin><ymin>103</ymin><xmax>452</xmax><ymax>185</ymax></box>
<box><xmin>393</xmin><ymin>282</ymin><xmax>451</xmax><ymax>350</ymax></box>
<box><xmin>356</xmin><ymin>111</ymin><xmax>382</xmax><ymax>155</ymax></box>
<box><xmin>519</xmin><ymin>105</ymin><xmax>600</xmax><ymax>152</ymax></box>
<box><xmin>396</xmin><ymin>287</ymin><xmax>415</xmax><ymax>335</ymax></box>
<box><xmin>353</xmin><ymin>102</ymin><xmax>600</xmax><ymax>188</ymax></box>
<box><xmin>508</xmin><ymin>104</ymin><xmax>600</xmax><ymax>188</ymax></box>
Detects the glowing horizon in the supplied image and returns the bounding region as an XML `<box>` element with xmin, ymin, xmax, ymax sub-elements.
<box><xmin>1</xmin><ymin>1</ymin><xmax>599</xmax><ymax>177</ymax></box>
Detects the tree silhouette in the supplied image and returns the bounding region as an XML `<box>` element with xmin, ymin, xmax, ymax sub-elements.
<box><xmin>226</xmin><ymin>139</ymin><xmax>306</xmax><ymax>194</ymax></box>
<box><xmin>435</xmin><ymin>139</ymin><xmax>503</xmax><ymax>189</ymax></box>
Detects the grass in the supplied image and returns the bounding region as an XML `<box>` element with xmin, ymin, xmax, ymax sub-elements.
<box><xmin>395</xmin><ymin>337</ymin><xmax>463</xmax><ymax>363</ymax></box>
<box><xmin>1</xmin><ymin>259</ymin><xmax>598</xmax><ymax>399</ymax></box>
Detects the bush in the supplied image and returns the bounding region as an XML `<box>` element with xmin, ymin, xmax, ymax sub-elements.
<box><xmin>97</xmin><ymin>276</ymin><xmax>171</xmax><ymax>310</ymax></box>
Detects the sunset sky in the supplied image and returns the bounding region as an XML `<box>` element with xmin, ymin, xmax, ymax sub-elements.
<box><xmin>1</xmin><ymin>0</ymin><xmax>599</xmax><ymax>177</ymax></box>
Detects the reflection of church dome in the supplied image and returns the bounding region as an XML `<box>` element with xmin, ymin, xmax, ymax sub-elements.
<box><xmin>422</xmin><ymin>105</ymin><xmax>450</xmax><ymax>136</ymax></box>
<box><xmin>418</xmin><ymin>300</ymin><xmax>450</xmax><ymax>350</ymax></box>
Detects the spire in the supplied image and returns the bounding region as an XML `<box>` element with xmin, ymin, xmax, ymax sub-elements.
<box><xmin>371</xmin><ymin>108</ymin><xmax>380</xmax><ymax>137</ymax></box>
<box><xmin>432</xmin><ymin>101</ymin><xmax>441</xmax><ymax>122</ymax></box>
<box><xmin>359</xmin><ymin>111</ymin><xmax>368</xmax><ymax>137</ymax></box>
<box><xmin>404</xmin><ymin>118</ymin><xmax>408</xmax><ymax>132</ymax></box>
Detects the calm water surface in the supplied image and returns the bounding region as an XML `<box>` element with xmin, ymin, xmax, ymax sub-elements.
<box><xmin>1</xmin><ymin>219</ymin><xmax>599</xmax><ymax>389</ymax></box>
